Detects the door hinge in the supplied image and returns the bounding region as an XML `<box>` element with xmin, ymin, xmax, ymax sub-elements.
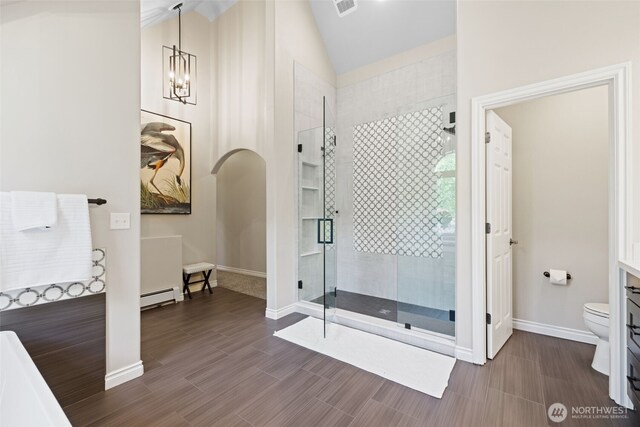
<box><xmin>485</xmin><ymin>222</ymin><xmax>491</xmax><ymax>234</ymax></box>
<box><xmin>334</xmin><ymin>288</ymin><xmax>337</xmax><ymax>298</ymax></box>
<box><xmin>333</xmin><ymin>135</ymin><xmax>337</xmax><ymax>146</ymax></box>
<box><xmin>449</xmin><ymin>310</ymin><xmax>455</xmax><ymax>322</ymax></box>
<box><xmin>298</xmin><ymin>280</ymin><xmax>303</xmax><ymax>289</ymax></box>
<box><xmin>486</xmin><ymin>313</ymin><xmax>492</xmax><ymax>324</ymax></box>
<box><xmin>485</xmin><ymin>131</ymin><xmax>491</xmax><ymax>144</ymax></box>
<box><xmin>297</xmin><ymin>143</ymin><xmax>302</xmax><ymax>153</ymax></box>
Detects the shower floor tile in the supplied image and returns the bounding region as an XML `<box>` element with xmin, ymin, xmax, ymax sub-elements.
<box><xmin>311</xmin><ymin>290</ymin><xmax>455</xmax><ymax>336</ymax></box>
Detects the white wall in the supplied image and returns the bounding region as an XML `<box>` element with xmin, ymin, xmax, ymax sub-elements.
<box><xmin>210</xmin><ymin>0</ymin><xmax>268</xmax><ymax>165</ymax></box>
<box><xmin>457</xmin><ymin>0</ymin><xmax>640</xmax><ymax>349</ymax></box>
<box><xmin>0</xmin><ymin>0</ymin><xmax>142</xmax><ymax>381</ymax></box>
<box><xmin>335</xmin><ymin>36</ymin><xmax>456</xmax><ymax>311</ymax></box>
<box><xmin>216</xmin><ymin>150</ymin><xmax>266</xmax><ymax>273</ymax></box>
<box><xmin>141</xmin><ymin>12</ymin><xmax>216</xmax><ymax>265</ymax></box>
<box><xmin>495</xmin><ymin>86</ymin><xmax>609</xmax><ymax>332</ymax></box>
<box><xmin>271</xmin><ymin>0</ymin><xmax>336</xmax><ymax>311</ymax></box>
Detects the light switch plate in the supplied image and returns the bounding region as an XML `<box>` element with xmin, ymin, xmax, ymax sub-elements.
<box><xmin>110</xmin><ymin>213</ymin><xmax>130</xmax><ymax>230</ymax></box>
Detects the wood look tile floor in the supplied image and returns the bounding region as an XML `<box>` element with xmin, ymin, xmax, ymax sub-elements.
<box><xmin>64</xmin><ymin>288</ymin><xmax>639</xmax><ymax>426</ymax></box>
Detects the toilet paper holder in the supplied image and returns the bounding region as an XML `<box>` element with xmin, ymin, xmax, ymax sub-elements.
<box><xmin>544</xmin><ymin>271</ymin><xmax>572</xmax><ymax>280</ymax></box>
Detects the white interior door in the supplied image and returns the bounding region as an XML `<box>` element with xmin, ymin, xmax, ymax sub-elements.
<box><xmin>486</xmin><ymin>110</ymin><xmax>513</xmax><ymax>359</ymax></box>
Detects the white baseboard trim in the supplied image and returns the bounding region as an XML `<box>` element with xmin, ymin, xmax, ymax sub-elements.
<box><xmin>174</xmin><ymin>286</ymin><xmax>184</xmax><ymax>302</ymax></box>
<box><xmin>265</xmin><ymin>303</ymin><xmax>297</xmax><ymax>320</ymax></box>
<box><xmin>513</xmin><ymin>318</ymin><xmax>598</xmax><ymax>345</ymax></box>
<box><xmin>217</xmin><ymin>265</ymin><xmax>266</xmax><ymax>279</ymax></box>
<box><xmin>454</xmin><ymin>346</ymin><xmax>474</xmax><ymax>363</ymax></box>
<box><xmin>105</xmin><ymin>360</ymin><xmax>144</xmax><ymax>390</ymax></box>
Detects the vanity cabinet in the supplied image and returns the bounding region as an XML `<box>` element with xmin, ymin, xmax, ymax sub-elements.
<box><xmin>626</xmin><ymin>269</ymin><xmax>640</xmax><ymax>410</ymax></box>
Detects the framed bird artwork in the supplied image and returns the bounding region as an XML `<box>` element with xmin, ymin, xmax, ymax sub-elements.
<box><xmin>140</xmin><ymin>110</ymin><xmax>191</xmax><ymax>214</ymax></box>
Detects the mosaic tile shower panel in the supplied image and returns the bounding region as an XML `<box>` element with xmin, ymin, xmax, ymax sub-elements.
<box><xmin>353</xmin><ymin>107</ymin><xmax>444</xmax><ymax>258</ymax></box>
<box><xmin>324</xmin><ymin>126</ymin><xmax>336</xmax><ymax>252</ymax></box>
<box><xmin>0</xmin><ymin>248</ymin><xmax>106</xmax><ymax>311</ymax></box>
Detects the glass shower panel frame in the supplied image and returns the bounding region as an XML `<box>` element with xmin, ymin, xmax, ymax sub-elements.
<box><xmin>395</xmin><ymin>96</ymin><xmax>457</xmax><ymax>337</ymax></box>
<box><xmin>323</xmin><ymin>96</ymin><xmax>337</xmax><ymax>336</ymax></box>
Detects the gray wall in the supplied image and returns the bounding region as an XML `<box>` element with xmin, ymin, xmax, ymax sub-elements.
<box><xmin>495</xmin><ymin>86</ymin><xmax>609</xmax><ymax>332</ymax></box>
<box><xmin>216</xmin><ymin>150</ymin><xmax>266</xmax><ymax>273</ymax></box>
<box><xmin>0</xmin><ymin>0</ymin><xmax>141</xmax><ymax>379</ymax></box>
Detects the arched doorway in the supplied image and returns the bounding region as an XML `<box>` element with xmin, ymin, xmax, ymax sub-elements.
<box><xmin>214</xmin><ymin>149</ymin><xmax>267</xmax><ymax>301</ymax></box>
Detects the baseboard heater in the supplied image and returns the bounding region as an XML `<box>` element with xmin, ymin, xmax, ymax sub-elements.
<box><xmin>141</xmin><ymin>235</ymin><xmax>183</xmax><ymax>310</ymax></box>
<box><xmin>140</xmin><ymin>287</ymin><xmax>183</xmax><ymax>309</ymax></box>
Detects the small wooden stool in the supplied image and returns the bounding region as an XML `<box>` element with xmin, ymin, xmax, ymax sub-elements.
<box><xmin>182</xmin><ymin>262</ymin><xmax>216</xmax><ymax>299</ymax></box>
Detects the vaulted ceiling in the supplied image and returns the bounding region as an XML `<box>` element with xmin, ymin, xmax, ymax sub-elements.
<box><xmin>140</xmin><ymin>0</ymin><xmax>456</xmax><ymax>75</ymax></box>
<box><xmin>140</xmin><ymin>0</ymin><xmax>236</xmax><ymax>28</ymax></box>
<box><xmin>309</xmin><ymin>0</ymin><xmax>456</xmax><ymax>74</ymax></box>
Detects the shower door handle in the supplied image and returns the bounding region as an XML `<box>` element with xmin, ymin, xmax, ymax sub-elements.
<box><xmin>317</xmin><ymin>218</ymin><xmax>334</xmax><ymax>244</ymax></box>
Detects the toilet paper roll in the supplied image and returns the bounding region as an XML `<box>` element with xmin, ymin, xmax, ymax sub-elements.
<box><xmin>549</xmin><ymin>269</ymin><xmax>567</xmax><ymax>286</ymax></box>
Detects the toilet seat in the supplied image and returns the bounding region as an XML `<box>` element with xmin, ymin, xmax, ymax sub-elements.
<box><xmin>583</xmin><ymin>302</ymin><xmax>610</xmax><ymax>376</ymax></box>
<box><xmin>584</xmin><ymin>303</ymin><xmax>609</xmax><ymax>318</ymax></box>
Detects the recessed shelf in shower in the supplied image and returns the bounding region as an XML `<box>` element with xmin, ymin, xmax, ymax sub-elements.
<box><xmin>300</xmin><ymin>250</ymin><xmax>322</xmax><ymax>257</ymax></box>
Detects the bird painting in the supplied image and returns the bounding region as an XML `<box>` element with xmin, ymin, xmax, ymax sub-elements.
<box><xmin>140</xmin><ymin>111</ymin><xmax>191</xmax><ymax>214</ymax></box>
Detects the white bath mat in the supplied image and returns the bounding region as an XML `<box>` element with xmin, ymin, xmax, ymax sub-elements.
<box><xmin>273</xmin><ymin>316</ymin><xmax>455</xmax><ymax>398</ymax></box>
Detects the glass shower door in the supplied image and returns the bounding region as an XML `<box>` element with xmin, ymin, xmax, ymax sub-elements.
<box><xmin>296</xmin><ymin>96</ymin><xmax>336</xmax><ymax>338</ymax></box>
<box><xmin>322</xmin><ymin>96</ymin><xmax>337</xmax><ymax>336</ymax></box>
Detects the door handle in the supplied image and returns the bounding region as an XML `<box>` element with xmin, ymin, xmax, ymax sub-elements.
<box><xmin>317</xmin><ymin>218</ymin><xmax>334</xmax><ymax>244</ymax></box>
<box><xmin>625</xmin><ymin>285</ymin><xmax>640</xmax><ymax>294</ymax></box>
<box><xmin>627</xmin><ymin>314</ymin><xmax>640</xmax><ymax>336</ymax></box>
<box><xmin>628</xmin><ymin>365</ymin><xmax>640</xmax><ymax>391</ymax></box>
<box><xmin>510</xmin><ymin>238</ymin><xmax>518</xmax><ymax>246</ymax></box>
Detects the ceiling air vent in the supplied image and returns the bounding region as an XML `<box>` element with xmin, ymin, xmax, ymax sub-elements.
<box><xmin>333</xmin><ymin>0</ymin><xmax>358</xmax><ymax>18</ymax></box>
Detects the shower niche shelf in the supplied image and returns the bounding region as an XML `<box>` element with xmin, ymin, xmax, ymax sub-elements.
<box><xmin>300</xmin><ymin>250</ymin><xmax>322</xmax><ymax>257</ymax></box>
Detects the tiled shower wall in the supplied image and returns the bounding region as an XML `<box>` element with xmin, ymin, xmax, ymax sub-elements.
<box><xmin>336</xmin><ymin>50</ymin><xmax>456</xmax><ymax>311</ymax></box>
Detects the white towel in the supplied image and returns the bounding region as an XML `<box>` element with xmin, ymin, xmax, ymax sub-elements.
<box><xmin>10</xmin><ymin>191</ymin><xmax>58</xmax><ymax>231</ymax></box>
<box><xmin>0</xmin><ymin>193</ymin><xmax>93</xmax><ymax>292</ymax></box>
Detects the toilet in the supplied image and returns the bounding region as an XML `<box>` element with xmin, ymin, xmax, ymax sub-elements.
<box><xmin>583</xmin><ymin>302</ymin><xmax>610</xmax><ymax>375</ymax></box>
